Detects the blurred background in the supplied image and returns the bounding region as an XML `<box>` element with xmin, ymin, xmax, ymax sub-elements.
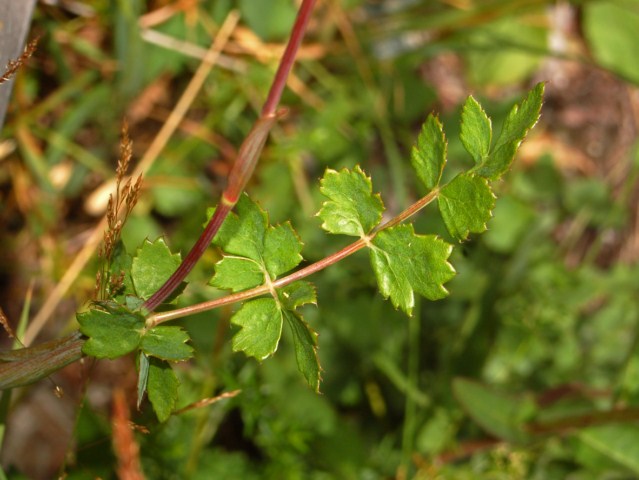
<box><xmin>1</xmin><ymin>0</ymin><xmax>639</xmax><ymax>478</ymax></box>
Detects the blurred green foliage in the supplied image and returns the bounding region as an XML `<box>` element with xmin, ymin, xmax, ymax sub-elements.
<box><xmin>2</xmin><ymin>0</ymin><xmax>639</xmax><ymax>478</ymax></box>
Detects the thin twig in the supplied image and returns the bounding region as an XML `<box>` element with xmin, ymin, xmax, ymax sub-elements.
<box><xmin>0</xmin><ymin>37</ymin><xmax>39</xmax><ymax>85</ymax></box>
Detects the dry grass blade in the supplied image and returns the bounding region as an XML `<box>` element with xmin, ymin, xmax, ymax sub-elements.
<box><xmin>0</xmin><ymin>37</ymin><xmax>39</xmax><ymax>85</ymax></box>
<box><xmin>174</xmin><ymin>389</ymin><xmax>241</xmax><ymax>415</ymax></box>
<box><xmin>23</xmin><ymin>10</ymin><xmax>239</xmax><ymax>345</ymax></box>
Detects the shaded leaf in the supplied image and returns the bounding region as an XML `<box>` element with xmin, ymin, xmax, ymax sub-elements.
<box><xmin>584</xmin><ymin>2</ymin><xmax>639</xmax><ymax>85</ymax></box>
<box><xmin>78</xmin><ymin>309</ymin><xmax>144</xmax><ymax>359</ymax></box>
<box><xmin>231</xmin><ymin>298</ymin><xmax>283</xmax><ymax>361</ymax></box>
<box><xmin>264</xmin><ymin>222</ymin><xmax>303</xmax><ymax>278</ymax></box>
<box><xmin>284</xmin><ymin>310</ymin><xmax>321</xmax><ymax>392</ymax></box>
<box><xmin>460</xmin><ymin>95</ymin><xmax>492</xmax><ymax>165</ymax></box>
<box><xmin>141</xmin><ymin>326</ymin><xmax>194</xmax><ymax>361</ymax></box>
<box><xmin>453</xmin><ymin>377</ymin><xmax>536</xmax><ymax>443</ymax></box>
<box><xmin>239</xmin><ymin>0</ymin><xmax>297</xmax><ymax>41</ymax></box>
<box><xmin>438</xmin><ymin>173</ymin><xmax>495</xmax><ymax>240</ymax></box>
<box><xmin>318</xmin><ymin>166</ymin><xmax>384</xmax><ymax>237</ymax></box>
<box><xmin>411</xmin><ymin>114</ymin><xmax>447</xmax><ymax>191</ymax></box>
<box><xmin>108</xmin><ymin>241</ymin><xmax>134</xmax><ymax>297</ymax></box>
<box><xmin>125</xmin><ymin>295</ymin><xmax>145</xmax><ymax>311</ymax></box>
<box><xmin>475</xmin><ymin>83</ymin><xmax>544</xmax><ymax>180</ymax></box>
<box><xmin>370</xmin><ymin>225</ymin><xmax>455</xmax><ymax>316</ymax></box>
<box><xmin>579</xmin><ymin>424</ymin><xmax>639</xmax><ymax>474</ymax></box>
<box><xmin>209</xmin><ymin>256</ymin><xmax>264</xmax><ymax>292</ymax></box>
<box><xmin>137</xmin><ymin>351</ymin><xmax>149</xmax><ymax>409</ymax></box>
<box><xmin>278</xmin><ymin>281</ymin><xmax>317</xmax><ymax>310</ymax></box>
<box><xmin>147</xmin><ymin>357</ymin><xmax>178</xmax><ymax>422</ymax></box>
<box><xmin>131</xmin><ymin>238</ymin><xmax>181</xmax><ymax>300</ymax></box>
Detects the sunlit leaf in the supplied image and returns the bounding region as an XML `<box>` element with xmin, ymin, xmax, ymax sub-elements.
<box><xmin>264</xmin><ymin>222</ymin><xmax>303</xmax><ymax>278</ymax></box>
<box><xmin>460</xmin><ymin>95</ymin><xmax>492</xmax><ymax>165</ymax></box>
<box><xmin>438</xmin><ymin>173</ymin><xmax>495</xmax><ymax>240</ymax></box>
<box><xmin>411</xmin><ymin>114</ymin><xmax>447</xmax><ymax>191</ymax></box>
<box><xmin>318</xmin><ymin>166</ymin><xmax>384</xmax><ymax>237</ymax></box>
<box><xmin>211</xmin><ymin>195</ymin><xmax>304</xmax><ymax>289</ymax></box>
<box><xmin>474</xmin><ymin>83</ymin><xmax>544</xmax><ymax>180</ymax></box>
<box><xmin>370</xmin><ymin>225</ymin><xmax>455</xmax><ymax>316</ymax></box>
<box><xmin>212</xmin><ymin>194</ymin><xmax>268</xmax><ymax>261</ymax></box>
<box><xmin>209</xmin><ymin>256</ymin><xmax>264</xmax><ymax>292</ymax></box>
<box><xmin>231</xmin><ymin>298</ymin><xmax>283</xmax><ymax>361</ymax></box>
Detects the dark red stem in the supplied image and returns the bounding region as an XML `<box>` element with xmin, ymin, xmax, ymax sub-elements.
<box><xmin>262</xmin><ymin>0</ymin><xmax>316</xmax><ymax>116</ymax></box>
<box><xmin>143</xmin><ymin>202</ymin><xmax>232</xmax><ymax>312</ymax></box>
<box><xmin>142</xmin><ymin>0</ymin><xmax>317</xmax><ymax>312</ymax></box>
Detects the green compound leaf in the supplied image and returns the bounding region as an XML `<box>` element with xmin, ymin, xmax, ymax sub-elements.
<box><xmin>460</xmin><ymin>95</ymin><xmax>492</xmax><ymax>166</ymax></box>
<box><xmin>318</xmin><ymin>166</ymin><xmax>384</xmax><ymax>237</ymax></box>
<box><xmin>230</xmin><ymin>283</ymin><xmax>319</xmax><ymax>390</ymax></box>
<box><xmin>78</xmin><ymin>308</ymin><xmax>144</xmax><ymax>359</ymax></box>
<box><xmin>475</xmin><ymin>82</ymin><xmax>544</xmax><ymax>180</ymax></box>
<box><xmin>438</xmin><ymin>173</ymin><xmax>496</xmax><ymax>241</ymax></box>
<box><xmin>141</xmin><ymin>326</ymin><xmax>194</xmax><ymax>361</ymax></box>
<box><xmin>264</xmin><ymin>222</ymin><xmax>303</xmax><ymax>278</ymax></box>
<box><xmin>210</xmin><ymin>195</ymin><xmax>303</xmax><ymax>291</ymax></box>
<box><xmin>147</xmin><ymin>357</ymin><xmax>178</xmax><ymax>422</ymax></box>
<box><xmin>411</xmin><ymin>114</ymin><xmax>447</xmax><ymax>191</ymax></box>
<box><xmin>284</xmin><ymin>310</ymin><xmax>321</xmax><ymax>392</ymax></box>
<box><xmin>213</xmin><ymin>194</ymin><xmax>268</xmax><ymax>261</ymax></box>
<box><xmin>209</xmin><ymin>256</ymin><xmax>264</xmax><ymax>292</ymax></box>
<box><xmin>370</xmin><ymin>225</ymin><xmax>455</xmax><ymax>316</ymax></box>
<box><xmin>131</xmin><ymin>237</ymin><xmax>181</xmax><ymax>300</ymax></box>
<box><xmin>231</xmin><ymin>298</ymin><xmax>283</xmax><ymax>361</ymax></box>
<box><xmin>278</xmin><ymin>281</ymin><xmax>317</xmax><ymax>310</ymax></box>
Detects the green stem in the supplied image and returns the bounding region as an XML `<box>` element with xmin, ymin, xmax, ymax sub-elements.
<box><xmin>400</xmin><ymin>299</ymin><xmax>420</xmax><ymax>477</ymax></box>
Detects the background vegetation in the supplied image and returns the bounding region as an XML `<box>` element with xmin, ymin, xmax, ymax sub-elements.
<box><xmin>1</xmin><ymin>0</ymin><xmax>639</xmax><ymax>478</ymax></box>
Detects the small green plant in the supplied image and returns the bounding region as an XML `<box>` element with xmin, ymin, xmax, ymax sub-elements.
<box><xmin>76</xmin><ymin>82</ymin><xmax>544</xmax><ymax>421</ymax></box>
<box><xmin>0</xmin><ymin>0</ymin><xmax>544</xmax><ymax>426</ymax></box>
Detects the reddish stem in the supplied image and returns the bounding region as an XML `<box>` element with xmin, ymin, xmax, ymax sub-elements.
<box><xmin>143</xmin><ymin>0</ymin><xmax>317</xmax><ymax>312</ymax></box>
<box><xmin>148</xmin><ymin>187</ymin><xmax>442</xmax><ymax>324</ymax></box>
<box><xmin>149</xmin><ymin>238</ymin><xmax>369</xmax><ymax>326</ymax></box>
<box><xmin>143</xmin><ymin>202</ymin><xmax>232</xmax><ymax>311</ymax></box>
<box><xmin>262</xmin><ymin>0</ymin><xmax>316</xmax><ymax>116</ymax></box>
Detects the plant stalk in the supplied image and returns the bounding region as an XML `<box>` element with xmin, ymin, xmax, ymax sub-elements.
<box><xmin>143</xmin><ymin>0</ymin><xmax>317</xmax><ymax>312</ymax></box>
<box><xmin>0</xmin><ymin>184</ymin><xmax>441</xmax><ymax>389</ymax></box>
<box><xmin>148</xmin><ymin>187</ymin><xmax>441</xmax><ymax>326</ymax></box>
